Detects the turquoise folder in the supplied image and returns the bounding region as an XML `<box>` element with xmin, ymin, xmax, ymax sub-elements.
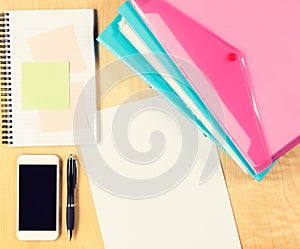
<box><xmin>97</xmin><ymin>1</ymin><xmax>274</xmax><ymax>180</ymax></box>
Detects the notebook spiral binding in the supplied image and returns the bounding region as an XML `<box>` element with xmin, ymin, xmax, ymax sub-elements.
<box><xmin>0</xmin><ymin>12</ymin><xmax>13</xmax><ymax>145</ymax></box>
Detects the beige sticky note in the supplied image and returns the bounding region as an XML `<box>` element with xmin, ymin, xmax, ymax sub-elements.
<box><xmin>22</xmin><ymin>62</ymin><xmax>70</xmax><ymax>110</ymax></box>
<box><xmin>39</xmin><ymin>82</ymin><xmax>88</xmax><ymax>132</ymax></box>
<box><xmin>28</xmin><ymin>25</ymin><xmax>86</xmax><ymax>73</ymax></box>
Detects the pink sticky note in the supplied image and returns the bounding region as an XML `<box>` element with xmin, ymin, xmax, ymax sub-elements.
<box><xmin>28</xmin><ymin>25</ymin><xmax>86</xmax><ymax>73</ymax></box>
<box><xmin>39</xmin><ymin>82</ymin><xmax>88</xmax><ymax>132</ymax></box>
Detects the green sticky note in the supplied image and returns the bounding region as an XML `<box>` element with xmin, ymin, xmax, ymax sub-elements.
<box><xmin>22</xmin><ymin>62</ymin><xmax>70</xmax><ymax>110</ymax></box>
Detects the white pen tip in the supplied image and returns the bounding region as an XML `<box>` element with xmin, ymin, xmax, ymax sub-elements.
<box><xmin>67</xmin><ymin>230</ymin><xmax>72</xmax><ymax>241</ymax></box>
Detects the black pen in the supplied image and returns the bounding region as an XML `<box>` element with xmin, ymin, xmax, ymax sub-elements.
<box><xmin>67</xmin><ymin>154</ymin><xmax>77</xmax><ymax>241</ymax></box>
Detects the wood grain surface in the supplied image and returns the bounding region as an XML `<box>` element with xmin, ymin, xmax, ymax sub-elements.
<box><xmin>1</xmin><ymin>0</ymin><xmax>300</xmax><ymax>248</ymax></box>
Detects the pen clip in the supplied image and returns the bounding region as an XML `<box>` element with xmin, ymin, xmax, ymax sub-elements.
<box><xmin>73</xmin><ymin>158</ymin><xmax>77</xmax><ymax>189</ymax></box>
<box><xmin>67</xmin><ymin>156</ymin><xmax>72</xmax><ymax>188</ymax></box>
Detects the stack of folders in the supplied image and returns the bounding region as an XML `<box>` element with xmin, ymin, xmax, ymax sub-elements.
<box><xmin>97</xmin><ymin>0</ymin><xmax>300</xmax><ymax>181</ymax></box>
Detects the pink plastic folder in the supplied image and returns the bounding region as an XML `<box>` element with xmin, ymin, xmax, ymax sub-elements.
<box><xmin>130</xmin><ymin>0</ymin><xmax>300</xmax><ymax>173</ymax></box>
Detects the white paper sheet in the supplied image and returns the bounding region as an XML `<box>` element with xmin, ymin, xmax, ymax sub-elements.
<box><xmin>79</xmin><ymin>96</ymin><xmax>241</xmax><ymax>249</ymax></box>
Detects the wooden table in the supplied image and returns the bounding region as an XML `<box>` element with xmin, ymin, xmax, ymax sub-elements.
<box><xmin>1</xmin><ymin>0</ymin><xmax>300</xmax><ymax>248</ymax></box>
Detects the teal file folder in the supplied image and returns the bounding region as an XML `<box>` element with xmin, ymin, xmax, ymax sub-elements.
<box><xmin>97</xmin><ymin>3</ymin><xmax>274</xmax><ymax>180</ymax></box>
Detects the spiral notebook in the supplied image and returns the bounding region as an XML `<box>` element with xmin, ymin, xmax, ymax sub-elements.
<box><xmin>0</xmin><ymin>9</ymin><xmax>96</xmax><ymax>146</ymax></box>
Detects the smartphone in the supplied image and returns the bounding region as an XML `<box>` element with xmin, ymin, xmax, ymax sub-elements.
<box><xmin>17</xmin><ymin>155</ymin><xmax>60</xmax><ymax>241</ymax></box>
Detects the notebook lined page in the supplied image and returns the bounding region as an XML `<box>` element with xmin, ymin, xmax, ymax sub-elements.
<box><xmin>8</xmin><ymin>9</ymin><xmax>96</xmax><ymax>146</ymax></box>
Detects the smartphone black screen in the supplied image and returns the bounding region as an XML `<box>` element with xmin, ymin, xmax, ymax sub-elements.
<box><xmin>19</xmin><ymin>165</ymin><xmax>57</xmax><ymax>231</ymax></box>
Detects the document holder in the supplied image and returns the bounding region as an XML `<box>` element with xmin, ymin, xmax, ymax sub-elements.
<box><xmin>117</xmin><ymin>1</ymin><xmax>276</xmax><ymax>178</ymax></box>
<box><xmin>97</xmin><ymin>9</ymin><xmax>273</xmax><ymax>180</ymax></box>
<box><xmin>130</xmin><ymin>0</ymin><xmax>278</xmax><ymax>173</ymax></box>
